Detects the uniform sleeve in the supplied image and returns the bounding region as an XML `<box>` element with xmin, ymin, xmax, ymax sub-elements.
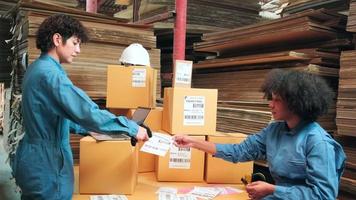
<box><xmin>69</xmin><ymin>120</ymin><xmax>88</xmax><ymax>135</ymax></box>
<box><xmin>214</xmin><ymin>126</ymin><xmax>268</xmax><ymax>163</ymax></box>
<box><xmin>273</xmin><ymin>141</ymin><xmax>345</xmax><ymax>199</ymax></box>
<box><xmin>41</xmin><ymin>70</ymin><xmax>139</xmax><ymax>137</ymax></box>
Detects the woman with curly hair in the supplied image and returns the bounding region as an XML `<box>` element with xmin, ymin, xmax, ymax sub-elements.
<box><xmin>174</xmin><ymin>69</ymin><xmax>346</xmax><ymax>200</ymax></box>
<box><xmin>11</xmin><ymin>14</ymin><xmax>149</xmax><ymax>199</ymax></box>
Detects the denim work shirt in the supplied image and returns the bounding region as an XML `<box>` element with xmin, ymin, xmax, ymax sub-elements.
<box><xmin>12</xmin><ymin>54</ymin><xmax>139</xmax><ymax>200</ymax></box>
<box><xmin>215</xmin><ymin>121</ymin><xmax>346</xmax><ymax>199</ymax></box>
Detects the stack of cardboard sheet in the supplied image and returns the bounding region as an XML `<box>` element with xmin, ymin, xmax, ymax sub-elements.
<box><xmin>0</xmin><ymin>0</ymin><xmax>18</xmax><ymax>16</ymax></box>
<box><xmin>115</xmin><ymin>0</ymin><xmax>261</xmax><ymax>31</ymax></box>
<box><xmin>280</xmin><ymin>0</ymin><xmax>350</xmax><ymax>15</ymax></box>
<box><xmin>192</xmin><ymin>9</ymin><xmax>353</xmax><ymax>135</ymax></box>
<box><xmin>12</xmin><ymin>0</ymin><xmax>161</xmax><ymax>100</ymax></box>
<box><xmin>70</xmin><ymin>134</ymin><xmax>84</xmax><ymax>165</ymax></box>
<box><xmin>337</xmin><ymin>51</ymin><xmax>356</xmax><ymax>137</ymax></box>
<box><xmin>35</xmin><ymin>0</ymin><xmax>79</xmax><ymax>8</ymax></box>
<box><xmin>194</xmin><ymin>9</ymin><xmax>348</xmax><ymax>54</ymax></box>
<box><xmin>0</xmin><ymin>17</ymin><xmax>12</xmax><ymax>87</ymax></box>
<box><xmin>335</xmin><ymin>135</ymin><xmax>356</xmax><ymax>198</ymax></box>
<box><xmin>0</xmin><ymin>83</ymin><xmax>4</xmax><ymax>133</ymax></box>
<box><xmin>347</xmin><ymin>0</ymin><xmax>356</xmax><ymax>32</ymax></box>
<box><xmin>216</xmin><ymin>101</ymin><xmax>272</xmax><ymax>135</ymax></box>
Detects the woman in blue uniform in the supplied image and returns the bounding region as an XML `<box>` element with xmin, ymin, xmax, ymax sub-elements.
<box><xmin>11</xmin><ymin>14</ymin><xmax>149</xmax><ymax>200</ymax></box>
<box><xmin>174</xmin><ymin>69</ymin><xmax>346</xmax><ymax>200</ymax></box>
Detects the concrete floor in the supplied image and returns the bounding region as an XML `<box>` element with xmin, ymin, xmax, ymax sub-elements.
<box><xmin>0</xmin><ymin>134</ymin><xmax>21</xmax><ymax>200</ymax></box>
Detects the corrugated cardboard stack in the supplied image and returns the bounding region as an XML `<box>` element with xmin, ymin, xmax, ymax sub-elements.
<box><xmin>192</xmin><ymin>9</ymin><xmax>353</xmax><ymax>135</ymax></box>
<box><xmin>280</xmin><ymin>0</ymin><xmax>350</xmax><ymax>16</ymax></box>
<box><xmin>115</xmin><ymin>0</ymin><xmax>261</xmax><ymax>31</ymax></box>
<box><xmin>0</xmin><ymin>17</ymin><xmax>12</xmax><ymax>88</ymax></box>
<box><xmin>0</xmin><ymin>83</ymin><xmax>4</xmax><ymax>133</ymax></box>
<box><xmin>336</xmin><ymin>1</ymin><xmax>356</xmax><ymax>196</ymax></box>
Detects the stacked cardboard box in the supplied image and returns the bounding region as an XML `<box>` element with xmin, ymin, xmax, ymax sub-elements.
<box><xmin>205</xmin><ymin>132</ymin><xmax>253</xmax><ymax>184</ymax></box>
<box><xmin>72</xmin><ymin>21</ymin><xmax>156</xmax><ymax>195</ymax></box>
<box><xmin>106</xmin><ymin>65</ymin><xmax>157</xmax><ymax>109</ymax></box>
<box><xmin>79</xmin><ymin>137</ymin><xmax>138</xmax><ymax>194</ymax></box>
<box><xmin>155</xmin><ymin>60</ymin><xmax>253</xmax><ymax>183</ymax></box>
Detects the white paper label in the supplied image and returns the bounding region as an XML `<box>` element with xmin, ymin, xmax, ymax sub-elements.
<box><xmin>169</xmin><ymin>144</ymin><xmax>191</xmax><ymax>169</ymax></box>
<box><xmin>183</xmin><ymin>96</ymin><xmax>205</xmax><ymax>126</ymax></box>
<box><xmin>158</xmin><ymin>193</ymin><xmax>197</xmax><ymax>200</ymax></box>
<box><xmin>140</xmin><ymin>132</ymin><xmax>172</xmax><ymax>157</ymax></box>
<box><xmin>175</xmin><ymin>60</ymin><xmax>192</xmax><ymax>85</ymax></box>
<box><xmin>188</xmin><ymin>187</ymin><xmax>221</xmax><ymax>200</ymax></box>
<box><xmin>156</xmin><ymin>187</ymin><xmax>178</xmax><ymax>194</ymax></box>
<box><xmin>132</xmin><ymin>68</ymin><xmax>146</xmax><ymax>87</ymax></box>
<box><xmin>90</xmin><ymin>195</ymin><xmax>128</xmax><ymax>200</ymax></box>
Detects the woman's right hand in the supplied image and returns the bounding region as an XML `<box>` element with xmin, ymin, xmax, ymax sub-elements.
<box><xmin>173</xmin><ymin>135</ymin><xmax>195</xmax><ymax>148</ymax></box>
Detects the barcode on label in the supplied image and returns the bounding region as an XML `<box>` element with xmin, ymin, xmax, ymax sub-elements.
<box><xmin>169</xmin><ymin>158</ymin><xmax>190</xmax><ymax>163</ymax></box>
<box><xmin>177</xmin><ymin>77</ymin><xmax>189</xmax><ymax>82</ymax></box>
<box><xmin>193</xmin><ymin>103</ymin><xmax>204</xmax><ymax>108</ymax></box>
<box><xmin>133</xmin><ymin>80</ymin><xmax>145</xmax><ymax>83</ymax></box>
<box><xmin>178</xmin><ymin>147</ymin><xmax>190</xmax><ymax>152</ymax></box>
<box><xmin>184</xmin><ymin>115</ymin><xmax>203</xmax><ymax>119</ymax></box>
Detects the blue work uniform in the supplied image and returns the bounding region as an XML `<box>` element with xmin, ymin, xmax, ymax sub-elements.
<box><xmin>215</xmin><ymin>121</ymin><xmax>346</xmax><ymax>199</ymax></box>
<box><xmin>11</xmin><ymin>54</ymin><xmax>139</xmax><ymax>200</ymax></box>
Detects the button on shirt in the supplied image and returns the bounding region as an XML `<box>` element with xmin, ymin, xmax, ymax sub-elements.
<box><xmin>215</xmin><ymin>121</ymin><xmax>346</xmax><ymax>199</ymax></box>
<box><xmin>12</xmin><ymin>54</ymin><xmax>139</xmax><ymax>200</ymax></box>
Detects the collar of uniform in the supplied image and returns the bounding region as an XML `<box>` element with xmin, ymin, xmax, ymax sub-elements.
<box><xmin>40</xmin><ymin>53</ymin><xmax>66</xmax><ymax>74</ymax></box>
<box><xmin>283</xmin><ymin>120</ymin><xmax>310</xmax><ymax>135</ymax></box>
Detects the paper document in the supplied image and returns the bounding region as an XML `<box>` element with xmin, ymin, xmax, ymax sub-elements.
<box><xmin>183</xmin><ymin>96</ymin><xmax>205</xmax><ymax>126</ymax></box>
<box><xmin>188</xmin><ymin>187</ymin><xmax>221</xmax><ymax>200</ymax></box>
<box><xmin>156</xmin><ymin>187</ymin><xmax>178</xmax><ymax>194</ymax></box>
<box><xmin>140</xmin><ymin>132</ymin><xmax>172</xmax><ymax>156</ymax></box>
<box><xmin>158</xmin><ymin>192</ymin><xmax>197</xmax><ymax>200</ymax></box>
<box><xmin>90</xmin><ymin>195</ymin><xmax>128</xmax><ymax>200</ymax></box>
<box><xmin>169</xmin><ymin>144</ymin><xmax>191</xmax><ymax>169</ymax></box>
<box><xmin>132</xmin><ymin>68</ymin><xmax>146</xmax><ymax>87</ymax></box>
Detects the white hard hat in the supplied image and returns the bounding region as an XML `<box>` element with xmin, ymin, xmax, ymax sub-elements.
<box><xmin>119</xmin><ymin>43</ymin><xmax>151</xmax><ymax>66</ymax></box>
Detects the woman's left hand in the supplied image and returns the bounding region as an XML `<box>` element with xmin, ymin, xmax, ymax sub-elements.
<box><xmin>246</xmin><ymin>181</ymin><xmax>275</xmax><ymax>200</ymax></box>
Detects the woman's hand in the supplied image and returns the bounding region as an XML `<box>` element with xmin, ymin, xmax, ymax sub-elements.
<box><xmin>246</xmin><ymin>181</ymin><xmax>275</xmax><ymax>200</ymax></box>
<box><xmin>173</xmin><ymin>135</ymin><xmax>195</xmax><ymax>148</ymax></box>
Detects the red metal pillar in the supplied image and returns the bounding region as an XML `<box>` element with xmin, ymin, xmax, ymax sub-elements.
<box><xmin>173</xmin><ymin>0</ymin><xmax>187</xmax><ymax>61</ymax></box>
<box><xmin>86</xmin><ymin>0</ymin><xmax>98</xmax><ymax>13</ymax></box>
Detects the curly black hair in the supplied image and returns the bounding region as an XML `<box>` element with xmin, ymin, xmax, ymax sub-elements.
<box><xmin>36</xmin><ymin>14</ymin><xmax>89</xmax><ymax>53</ymax></box>
<box><xmin>261</xmin><ymin>69</ymin><xmax>334</xmax><ymax>122</ymax></box>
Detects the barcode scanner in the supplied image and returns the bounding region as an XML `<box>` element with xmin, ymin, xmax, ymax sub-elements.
<box><xmin>127</xmin><ymin>107</ymin><xmax>152</xmax><ymax>146</ymax></box>
<box><xmin>130</xmin><ymin>123</ymin><xmax>152</xmax><ymax>147</ymax></box>
<box><xmin>251</xmin><ymin>172</ymin><xmax>266</xmax><ymax>182</ymax></box>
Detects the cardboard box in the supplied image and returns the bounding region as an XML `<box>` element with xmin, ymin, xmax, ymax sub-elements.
<box><xmin>205</xmin><ymin>132</ymin><xmax>253</xmax><ymax>184</ymax></box>
<box><xmin>79</xmin><ymin>136</ymin><xmax>138</xmax><ymax>194</ymax></box>
<box><xmin>106</xmin><ymin>65</ymin><xmax>156</xmax><ymax>109</ymax></box>
<box><xmin>173</xmin><ymin>60</ymin><xmax>193</xmax><ymax>88</ymax></box>
<box><xmin>138</xmin><ymin>142</ymin><xmax>156</xmax><ymax>173</ymax></box>
<box><xmin>162</xmin><ymin>87</ymin><xmax>217</xmax><ymax>135</ymax></box>
<box><xmin>156</xmin><ymin>135</ymin><xmax>205</xmax><ymax>182</ymax></box>
<box><xmin>137</xmin><ymin>107</ymin><xmax>163</xmax><ymax>172</ymax></box>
